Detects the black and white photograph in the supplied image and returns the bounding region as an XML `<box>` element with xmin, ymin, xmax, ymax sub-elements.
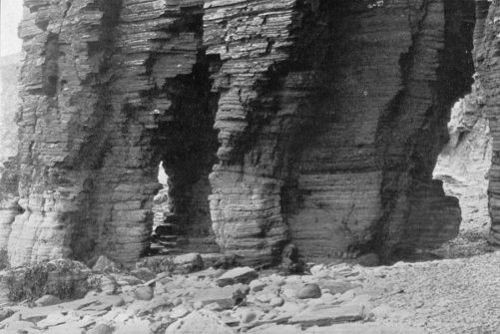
<box><xmin>0</xmin><ymin>0</ymin><xmax>498</xmax><ymax>333</ymax></box>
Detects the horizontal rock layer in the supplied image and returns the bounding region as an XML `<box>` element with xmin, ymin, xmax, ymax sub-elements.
<box><xmin>0</xmin><ymin>0</ymin><xmax>488</xmax><ymax>266</ymax></box>
<box><xmin>474</xmin><ymin>0</ymin><xmax>500</xmax><ymax>245</ymax></box>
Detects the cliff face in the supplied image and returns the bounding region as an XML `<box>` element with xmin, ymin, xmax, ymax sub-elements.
<box><xmin>434</xmin><ymin>81</ymin><xmax>491</xmax><ymax>235</ymax></box>
<box><xmin>0</xmin><ymin>0</ymin><xmax>485</xmax><ymax>267</ymax></box>
<box><xmin>474</xmin><ymin>0</ymin><xmax>500</xmax><ymax>246</ymax></box>
<box><xmin>206</xmin><ymin>0</ymin><xmax>475</xmax><ymax>264</ymax></box>
<box><xmin>0</xmin><ymin>54</ymin><xmax>21</xmax><ymax>255</ymax></box>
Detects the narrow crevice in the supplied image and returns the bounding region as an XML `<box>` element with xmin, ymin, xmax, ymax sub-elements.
<box><xmin>147</xmin><ymin>6</ymin><xmax>220</xmax><ymax>255</ymax></box>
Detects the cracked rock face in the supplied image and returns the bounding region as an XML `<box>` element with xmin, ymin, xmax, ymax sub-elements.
<box><xmin>474</xmin><ymin>0</ymin><xmax>500</xmax><ymax>246</ymax></box>
<box><xmin>0</xmin><ymin>0</ymin><xmax>492</xmax><ymax>266</ymax></box>
<box><xmin>433</xmin><ymin>80</ymin><xmax>491</xmax><ymax>235</ymax></box>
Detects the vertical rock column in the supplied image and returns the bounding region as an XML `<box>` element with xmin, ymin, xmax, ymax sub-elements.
<box><xmin>204</xmin><ymin>0</ymin><xmax>299</xmax><ymax>265</ymax></box>
<box><xmin>9</xmin><ymin>0</ymin><xmax>215</xmax><ymax>266</ymax></box>
<box><xmin>284</xmin><ymin>0</ymin><xmax>473</xmax><ymax>262</ymax></box>
<box><xmin>85</xmin><ymin>0</ymin><xmax>213</xmax><ymax>263</ymax></box>
<box><xmin>475</xmin><ymin>0</ymin><xmax>500</xmax><ymax>245</ymax></box>
<box><xmin>376</xmin><ymin>0</ymin><xmax>474</xmax><ymax>257</ymax></box>
<box><xmin>11</xmin><ymin>0</ymin><xmax>114</xmax><ymax>266</ymax></box>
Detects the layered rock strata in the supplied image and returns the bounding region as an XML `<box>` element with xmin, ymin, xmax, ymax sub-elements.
<box><xmin>474</xmin><ymin>0</ymin><xmax>500</xmax><ymax>245</ymax></box>
<box><xmin>433</xmin><ymin>81</ymin><xmax>491</xmax><ymax>234</ymax></box>
<box><xmin>0</xmin><ymin>0</ymin><xmax>481</xmax><ymax>266</ymax></box>
<box><xmin>205</xmin><ymin>0</ymin><xmax>474</xmax><ymax>264</ymax></box>
<box><xmin>10</xmin><ymin>0</ymin><xmax>218</xmax><ymax>266</ymax></box>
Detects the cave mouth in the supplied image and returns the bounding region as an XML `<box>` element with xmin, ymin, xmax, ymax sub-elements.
<box><xmin>425</xmin><ymin>0</ymin><xmax>493</xmax><ymax>260</ymax></box>
<box><xmin>432</xmin><ymin>94</ymin><xmax>493</xmax><ymax>257</ymax></box>
<box><xmin>147</xmin><ymin>52</ymin><xmax>220</xmax><ymax>257</ymax></box>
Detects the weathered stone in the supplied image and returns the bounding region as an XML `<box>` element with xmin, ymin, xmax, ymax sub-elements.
<box><xmin>471</xmin><ymin>1</ymin><xmax>500</xmax><ymax>245</ymax></box>
<box><xmin>249</xmin><ymin>279</ymin><xmax>267</xmax><ymax>293</ymax></box>
<box><xmin>172</xmin><ymin>253</ymin><xmax>204</xmax><ymax>274</ymax></box>
<box><xmin>193</xmin><ymin>284</ymin><xmax>249</xmax><ymax>310</ymax></box>
<box><xmin>216</xmin><ymin>267</ymin><xmax>258</xmax><ymax>287</ymax></box>
<box><xmin>134</xmin><ymin>286</ymin><xmax>154</xmax><ymax>301</ymax></box>
<box><xmin>296</xmin><ymin>284</ymin><xmax>322</xmax><ymax>299</ymax></box>
<box><xmin>36</xmin><ymin>312</ymin><xmax>69</xmax><ymax>329</ymax></box>
<box><xmin>240</xmin><ymin>310</ymin><xmax>257</xmax><ymax>324</ymax></box>
<box><xmin>289</xmin><ymin>303</ymin><xmax>365</xmax><ymax>328</ymax></box>
<box><xmin>165</xmin><ymin>310</ymin><xmax>234</xmax><ymax>334</ymax></box>
<box><xmin>0</xmin><ymin>0</ymin><xmax>480</xmax><ymax>268</ymax></box>
<box><xmin>269</xmin><ymin>297</ymin><xmax>285</xmax><ymax>307</ymax></box>
<box><xmin>34</xmin><ymin>295</ymin><xmax>61</xmax><ymax>307</ymax></box>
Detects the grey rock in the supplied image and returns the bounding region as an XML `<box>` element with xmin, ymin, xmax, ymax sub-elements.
<box><xmin>296</xmin><ymin>284</ymin><xmax>322</xmax><ymax>299</ymax></box>
<box><xmin>269</xmin><ymin>296</ymin><xmax>285</xmax><ymax>307</ymax></box>
<box><xmin>289</xmin><ymin>303</ymin><xmax>365</xmax><ymax>328</ymax></box>
<box><xmin>193</xmin><ymin>284</ymin><xmax>249</xmax><ymax>310</ymax></box>
<box><xmin>216</xmin><ymin>267</ymin><xmax>258</xmax><ymax>287</ymax></box>
<box><xmin>34</xmin><ymin>295</ymin><xmax>61</xmax><ymax>307</ymax></box>
<box><xmin>134</xmin><ymin>286</ymin><xmax>154</xmax><ymax>301</ymax></box>
<box><xmin>172</xmin><ymin>253</ymin><xmax>204</xmax><ymax>274</ymax></box>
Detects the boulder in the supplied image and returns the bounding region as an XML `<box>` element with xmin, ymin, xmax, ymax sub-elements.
<box><xmin>193</xmin><ymin>284</ymin><xmax>249</xmax><ymax>309</ymax></box>
<box><xmin>134</xmin><ymin>286</ymin><xmax>154</xmax><ymax>301</ymax></box>
<box><xmin>296</xmin><ymin>284</ymin><xmax>322</xmax><ymax>299</ymax></box>
<box><xmin>172</xmin><ymin>253</ymin><xmax>203</xmax><ymax>274</ymax></box>
<box><xmin>34</xmin><ymin>295</ymin><xmax>61</xmax><ymax>307</ymax></box>
<box><xmin>216</xmin><ymin>267</ymin><xmax>258</xmax><ymax>287</ymax></box>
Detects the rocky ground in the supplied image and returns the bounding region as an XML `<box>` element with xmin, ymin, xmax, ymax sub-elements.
<box><xmin>0</xmin><ymin>251</ymin><xmax>498</xmax><ymax>334</ymax></box>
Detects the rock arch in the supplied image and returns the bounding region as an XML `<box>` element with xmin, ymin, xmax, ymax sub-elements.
<box><xmin>1</xmin><ymin>0</ymin><xmax>495</xmax><ymax>267</ymax></box>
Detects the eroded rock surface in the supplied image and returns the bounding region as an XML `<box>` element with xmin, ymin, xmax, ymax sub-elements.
<box><xmin>474</xmin><ymin>0</ymin><xmax>500</xmax><ymax>246</ymax></box>
<box><xmin>0</xmin><ymin>0</ymin><xmax>494</xmax><ymax>267</ymax></box>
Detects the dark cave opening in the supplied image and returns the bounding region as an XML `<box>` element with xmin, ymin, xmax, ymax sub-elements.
<box><xmin>147</xmin><ymin>50</ymin><xmax>220</xmax><ymax>256</ymax></box>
